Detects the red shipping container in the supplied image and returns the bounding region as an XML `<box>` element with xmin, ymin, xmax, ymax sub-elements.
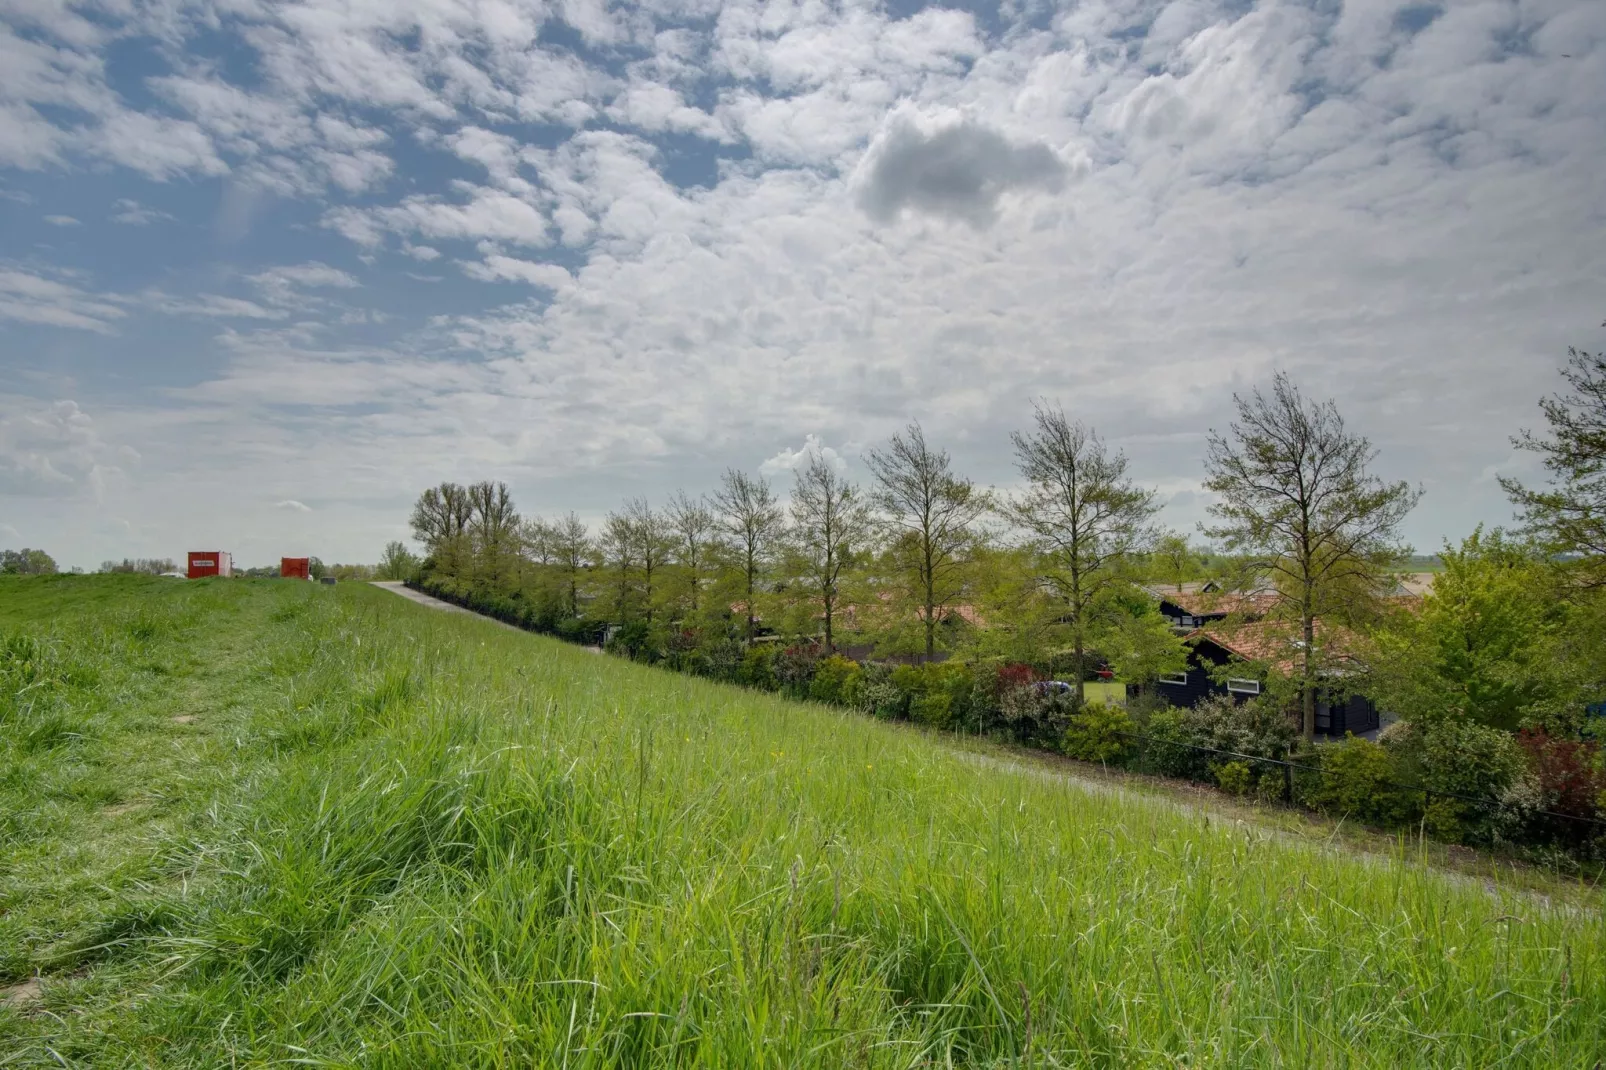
<box><xmin>187</xmin><ymin>551</ymin><xmax>232</xmax><ymax>579</ymax></box>
<box><xmin>281</xmin><ymin>557</ymin><xmax>310</xmax><ymax>580</ymax></box>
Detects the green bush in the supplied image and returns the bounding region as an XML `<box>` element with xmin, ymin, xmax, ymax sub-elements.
<box><xmin>1136</xmin><ymin>693</ymin><xmax>1296</xmax><ymax>782</ymax></box>
<box><xmin>1255</xmin><ymin>769</ymin><xmax>1287</xmax><ymax>804</ymax></box>
<box><xmin>1139</xmin><ymin>705</ymin><xmax>1206</xmax><ymax>778</ymax></box>
<box><xmin>1213</xmin><ymin>760</ymin><xmax>1253</xmax><ymax>796</ymax></box>
<box><xmin>1303</xmin><ymin>736</ymin><xmax>1423</xmax><ymax>828</ymax></box>
<box><xmin>1062</xmin><ymin>703</ymin><xmax>1134</xmax><ymax>763</ymax></box>
<box><xmin>807</xmin><ymin>655</ymin><xmax>861</xmax><ymax>705</ymax></box>
<box><xmin>909</xmin><ymin>690</ymin><xmax>953</xmax><ymax>728</ymax></box>
<box><xmin>1417</xmin><ymin>719</ymin><xmax>1528</xmax><ymax>845</ymax></box>
<box><xmin>737</xmin><ymin>644</ymin><xmax>779</xmax><ymax>690</ymax></box>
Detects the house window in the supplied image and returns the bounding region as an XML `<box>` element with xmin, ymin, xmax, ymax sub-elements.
<box><xmin>1227</xmin><ymin>678</ymin><xmax>1261</xmax><ymax>695</ymax></box>
<box><xmin>1159</xmin><ymin>672</ymin><xmax>1188</xmax><ymax>686</ymax></box>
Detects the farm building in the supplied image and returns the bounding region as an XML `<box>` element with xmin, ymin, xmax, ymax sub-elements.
<box><xmin>281</xmin><ymin>557</ymin><xmax>311</xmax><ymax>580</ymax></box>
<box><xmin>186</xmin><ymin>551</ymin><xmax>232</xmax><ymax>579</ymax></box>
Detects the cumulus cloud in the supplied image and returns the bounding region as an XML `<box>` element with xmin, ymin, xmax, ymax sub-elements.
<box><xmin>760</xmin><ymin>435</ymin><xmax>850</xmax><ymax>478</ymax></box>
<box><xmin>855</xmin><ymin>109</ymin><xmax>1071</xmax><ymax>227</ymax></box>
<box><xmin>43</xmin><ymin>214</ymin><xmax>78</xmax><ymax>225</ymax></box>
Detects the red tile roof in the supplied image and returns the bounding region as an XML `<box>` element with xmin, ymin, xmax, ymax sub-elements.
<box><xmin>1186</xmin><ymin>618</ymin><xmax>1365</xmax><ymax>677</ymax></box>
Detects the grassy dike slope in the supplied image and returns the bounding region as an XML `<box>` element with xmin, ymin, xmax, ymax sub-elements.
<box><xmin>1</xmin><ymin>577</ymin><xmax>1602</xmax><ymax>1067</ymax></box>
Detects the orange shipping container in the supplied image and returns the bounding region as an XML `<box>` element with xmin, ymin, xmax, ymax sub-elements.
<box><xmin>281</xmin><ymin>557</ymin><xmax>310</xmax><ymax>580</ymax></box>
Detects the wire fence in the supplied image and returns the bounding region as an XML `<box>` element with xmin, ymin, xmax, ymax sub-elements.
<box><xmin>1112</xmin><ymin>730</ymin><xmax>1606</xmax><ymax>832</ymax></box>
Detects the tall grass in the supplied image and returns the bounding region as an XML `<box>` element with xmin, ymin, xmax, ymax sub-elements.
<box><xmin>3</xmin><ymin>579</ymin><xmax>1603</xmax><ymax>1066</ymax></box>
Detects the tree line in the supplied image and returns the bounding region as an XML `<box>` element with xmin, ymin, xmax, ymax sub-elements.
<box><xmin>402</xmin><ymin>344</ymin><xmax>1606</xmax><ymax>860</ymax></box>
<box><xmin>409</xmin><ymin>376</ymin><xmax>1422</xmax><ymax>740</ymax></box>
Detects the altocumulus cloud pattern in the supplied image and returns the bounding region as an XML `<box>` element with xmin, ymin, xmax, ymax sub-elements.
<box><xmin>0</xmin><ymin>0</ymin><xmax>1602</xmax><ymax>566</ymax></box>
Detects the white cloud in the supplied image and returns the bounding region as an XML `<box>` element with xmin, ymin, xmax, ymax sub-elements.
<box><xmin>761</xmin><ymin>435</ymin><xmax>850</xmax><ymax>478</ymax></box>
<box><xmin>325</xmin><ymin>187</ymin><xmax>551</xmax><ymax>249</ymax></box>
<box><xmin>4</xmin><ymin>0</ymin><xmax>1606</xmax><ymax>569</ymax></box>
<box><xmin>42</xmin><ymin>213</ymin><xmax>79</xmax><ymax>226</ymax></box>
<box><xmin>110</xmin><ymin>199</ymin><xmax>173</xmax><ymax>225</ymax></box>
<box><xmin>248</xmin><ymin>261</ymin><xmax>361</xmax><ymax>307</ymax></box>
<box><xmin>459</xmin><ymin>255</ymin><xmax>571</xmax><ymax>290</ymax></box>
<box><xmin>275</xmin><ymin>499</ymin><xmax>312</xmax><ymax>512</ymax></box>
<box><xmin>0</xmin><ymin>268</ymin><xmax>125</xmax><ymax>332</ymax></box>
<box><xmin>147</xmin><ymin>292</ymin><xmax>288</xmax><ymax>320</ymax></box>
<box><xmin>0</xmin><ymin>398</ymin><xmax>129</xmax><ymax>500</ymax></box>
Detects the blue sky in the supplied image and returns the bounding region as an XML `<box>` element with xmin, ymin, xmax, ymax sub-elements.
<box><xmin>1</xmin><ymin>0</ymin><xmax>1603</xmax><ymax>569</ymax></box>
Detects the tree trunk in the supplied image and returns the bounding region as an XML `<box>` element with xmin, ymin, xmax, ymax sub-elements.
<box><xmin>745</xmin><ymin>557</ymin><xmax>756</xmax><ymax>646</ymax></box>
<box><xmin>1301</xmin><ymin>612</ymin><xmax>1316</xmax><ymax>742</ymax></box>
<box><xmin>1073</xmin><ymin>629</ymin><xmax>1086</xmax><ymax>706</ymax></box>
<box><xmin>824</xmin><ymin>592</ymin><xmax>833</xmax><ymax>654</ymax></box>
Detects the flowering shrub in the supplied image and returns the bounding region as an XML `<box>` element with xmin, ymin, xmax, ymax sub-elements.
<box><xmin>995</xmin><ymin>663</ymin><xmax>1041</xmax><ymax>693</ymax></box>
<box><xmin>1517</xmin><ymin>728</ymin><xmax>1604</xmax><ymax>819</ymax></box>
<box><xmin>773</xmin><ymin>644</ymin><xmax>822</xmax><ymax>696</ymax></box>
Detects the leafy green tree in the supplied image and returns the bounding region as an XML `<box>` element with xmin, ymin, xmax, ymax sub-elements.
<box><xmin>600</xmin><ymin>508</ymin><xmax>639</xmax><ymax>622</ymax></box>
<box><xmin>1002</xmin><ymin>403</ymin><xmax>1161</xmax><ymax>703</ymax></box>
<box><xmin>1102</xmin><ymin>605</ymin><xmax>1189</xmax><ymax>689</ymax></box>
<box><xmin>962</xmin><ymin>545</ymin><xmax>1060</xmax><ymax>665</ymax></box>
<box><xmin>1203</xmin><ymin>372</ymin><xmax>1421</xmax><ymax>740</ymax></box>
<box><xmin>0</xmin><ymin>548</ymin><xmax>57</xmax><ymax>575</ymax></box>
<box><xmin>625</xmin><ymin>498</ymin><xmax>673</xmax><ymax>625</ymax></box>
<box><xmin>1369</xmin><ymin>529</ymin><xmax>1568</xmax><ymax>730</ymax></box>
<box><xmin>1148</xmin><ymin>533</ymin><xmax>1202</xmax><ymax>592</ymax></box>
<box><xmin>865</xmin><ymin>422</ymin><xmax>988</xmax><ymax>661</ymax></box>
<box><xmin>1501</xmin><ymin>336</ymin><xmax>1606</xmax><ymax>584</ymax></box>
<box><xmin>666</xmin><ymin>491</ymin><xmax>717</xmax><ymax>619</ymax></box>
<box><xmin>788</xmin><ymin>455</ymin><xmax>871</xmax><ymax>653</ymax></box>
<box><xmin>378</xmin><ymin>540</ymin><xmax>418</xmax><ymax>581</ymax></box>
<box><xmin>548</xmin><ymin>513</ymin><xmax>591</xmax><ymax>620</ymax></box>
<box><xmin>467</xmin><ymin>480</ymin><xmax>519</xmax><ymax>589</ymax></box>
<box><xmin>714</xmin><ymin>469</ymin><xmax>784</xmax><ymax>644</ymax></box>
<box><xmin>410</xmin><ymin>482</ymin><xmax>474</xmax><ymax>577</ymax></box>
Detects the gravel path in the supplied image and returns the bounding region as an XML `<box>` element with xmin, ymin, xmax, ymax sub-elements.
<box><xmin>370</xmin><ymin>581</ymin><xmax>602</xmax><ymax>649</ymax></box>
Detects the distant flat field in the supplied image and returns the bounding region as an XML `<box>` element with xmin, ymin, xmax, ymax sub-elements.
<box><xmin>1</xmin><ymin>575</ymin><xmax>1602</xmax><ymax>1067</ymax></box>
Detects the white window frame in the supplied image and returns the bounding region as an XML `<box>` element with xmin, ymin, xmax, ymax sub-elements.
<box><xmin>1226</xmin><ymin>677</ymin><xmax>1261</xmax><ymax>695</ymax></box>
<box><xmin>1159</xmin><ymin>672</ymin><xmax>1188</xmax><ymax>686</ymax></box>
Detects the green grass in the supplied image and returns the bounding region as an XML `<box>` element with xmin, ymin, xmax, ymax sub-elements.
<box><xmin>2</xmin><ymin>576</ymin><xmax>1603</xmax><ymax>1067</ymax></box>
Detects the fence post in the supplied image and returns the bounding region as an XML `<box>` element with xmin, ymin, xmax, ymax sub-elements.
<box><xmin>1283</xmin><ymin>747</ymin><xmax>1294</xmax><ymax>803</ymax></box>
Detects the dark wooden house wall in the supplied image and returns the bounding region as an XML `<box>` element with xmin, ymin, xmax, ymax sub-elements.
<box><xmin>1154</xmin><ymin>640</ymin><xmax>1379</xmax><ymax>739</ymax></box>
